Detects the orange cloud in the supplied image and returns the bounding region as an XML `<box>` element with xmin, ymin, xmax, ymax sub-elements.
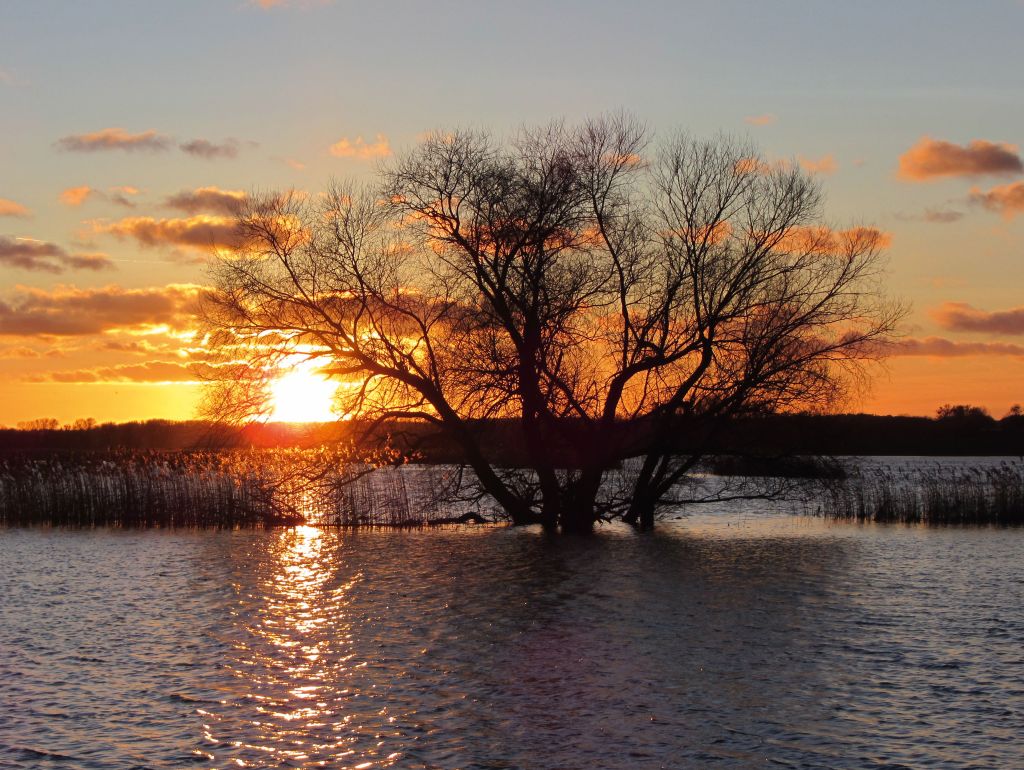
<box><xmin>0</xmin><ymin>346</ymin><xmax>43</xmax><ymax>359</ymax></box>
<box><xmin>55</xmin><ymin>127</ymin><xmax>172</xmax><ymax>153</ymax></box>
<box><xmin>733</xmin><ymin>156</ymin><xmax>799</xmax><ymax>176</ymax></box>
<box><xmin>969</xmin><ymin>181</ymin><xmax>1024</xmax><ymax>219</ymax></box>
<box><xmin>661</xmin><ymin>221</ymin><xmax>733</xmax><ymax>245</ymax></box>
<box><xmin>0</xmin><ymin>284</ymin><xmax>205</xmax><ymax>337</ymax></box>
<box><xmin>733</xmin><ymin>156</ymin><xmax>773</xmax><ymax>175</ymax></box>
<box><xmin>61</xmin><ymin>185</ymin><xmax>140</xmax><ymax>208</ymax></box>
<box><xmin>932</xmin><ymin>302</ymin><xmax>1024</xmax><ymax>335</ymax></box>
<box><xmin>108</xmin><ymin>187</ymin><xmax>141</xmax><ymax>207</ymax></box>
<box><xmin>0</xmin><ymin>198</ymin><xmax>31</xmax><ymax>218</ymax></box>
<box><xmin>92</xmin><ymin>215</ymin><xmax>242</xmax><ymax>250</ymax></box>
<box><xmin>798</xmin><ymin>154</ymin><xmax>837</xmax><ymax>174</ymax></box>
<box><xmin>897</xmin><ymin>136</ymin><xmax>1023</xmax><ymax>181</ymax></box>
<box><xmin>0</xmin><ymin>236</ymin><xmax>114</xmax><ymax>273</ymax></box>
<box><xmin>891</xmin><ymin>336</ymin><xmax>1024</xmax><ymax>357</ymax></box>
<box><xmin>60</xmin><ymin>186</ymin><xmax>95</xmax><ymax>206</ymax></box>
<box><xmin>329</xmin><ymin>134</ymin><xmax>392</xmax><ymax>159</ymax></box>
<box><xmin>779</xmin><ymin>225</ymin><xmax>891</xmax><ymax>253</ymax></box>
<box><xmin>36</xmin><ymin>360</ymin><xmax>219</xmax><ymax>384</ymax></box>
<box><xmin>164</xmin><ymin>187</ymin><xmax>247</xmax><ymax>215</ymax></box>
<box><xmin>744</xmin><ymin>114</ymin><xmax>776</xmax><ymax>126</ymax></box>
<box><xmin>64</xmin><ymin>254</ymin><xmax>115</xmax><ymax>271</ymax></box>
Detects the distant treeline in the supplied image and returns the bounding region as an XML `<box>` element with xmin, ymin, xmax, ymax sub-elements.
<box><xmin>2</xmin><ymin>407</ymin><xmax>1022</xmax><ymax>459</ymax></box>
<box><xmin>0</xmin><ymin>420</ymin><xmax>347</xmax><ymax>453</ymax></box>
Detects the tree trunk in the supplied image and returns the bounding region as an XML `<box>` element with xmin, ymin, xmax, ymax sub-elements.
<box><xmin>557</xmin><ymin>478</ymin><xmax>600</xmax><ymax>534</ymax></box>
<box><xmin>625</xmin><ymin>493</ymin><xmax>656</xmax><ymax>530</ymax></box>
<box><xmin>639</xmin><ymin>503</ymin><xmax>656</xmax><ymax>530</ymax></box>
<box><xmin>558</xmin><ymin>504</ymin><xmax>597</xmax><ymax>534</ymax></box>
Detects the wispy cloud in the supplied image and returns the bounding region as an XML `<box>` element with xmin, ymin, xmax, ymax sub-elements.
<box><xmin>897</xmin><ymin>136</ymin><xmax>1023</xmax><ymax>181</ymax></box>
<box><xmin>108</xmin><ymin>186</ymin><xmax>141</xmax><ymax>207</ymax></box>
<box><xmin>744</xmin><ymin>114</ymin><xmax>776</xmax><ymax>127</ymax></box>
<box><xmin>779</xmin><ymin>225</ymin><xmax>891</xmax><ymax>252</ymax></box>
<box><xmin>0</xmin><ymin>198</ymin><xmax>31</xmax><ymax>218</ymax></box>
<box><xmin>55</xmin><ymin>128</ymin><xmax>249</xmax><ymax>160</ymax></box>
<box><xmin>34</xmin><ymin>360</ymin><xmax>219</xmax><ymax>384</ymax></box>
<box><xmin>0</xmin><ymin>284</ymin><xmax>205</xmax><ymax>337</ymax></box>
<box><xmin>891</xmin><ymin>336</ymin><xmax>1024</xmax><ymax>357</ymax></box>
<box><xmin>60</xmin><ymin>185</ymin><xmax>140</xmax><ymax>208</ymax></box>
<box><xmin>969</xmin><ymin>181</ymin><xmax>1024</xmax><ymax>219</ymax></box>
<box><xmin>329</xmin><ymin>134</ymin><xmax>392</xmax><ymax>159</ymax></box>
<box><xmin>894</xmin><ymin>207</ymin><xmax>964</xmax><ymax>224</ymax></box>
<box><xmin>163</xmin><ymin>187</ymin><xmax>247</xmax><ymax>215</ymax></box>
<box><xmin>59</xmin><ymin>186</ymin><xmax>95</xmax><ymax>206</ymax></box>
<box><xmin>55</xmin><ymin>127</ymin><xmax>173</xmax><ymax>153</ymax></box>
<box><xmin>180</xmin><ymin>138</ymin><xmax>243</xmax><ymax>159</ymax></box>
<box><xmin>922</xmin><ymin>207</ymin><xmax>964</xmax><ymax>223</ymax></box>
<box><xmin>0</xmin><ymin>345</ymin><xmax>46</xmax><ymax>359</ymax></box>
<box><xmin>932</xmin><ymin>301</ymin><xmax>1024</xmax><ymax>335</ymax></box>
<box><xmin>0</xmin><ymin>236</ymin><xmax>113</xmax><ymax>273</ymax></box>
<box><xmin>797</xmin><ymin>154</ymin><xmax>837</xmax><ymax>175</ymax></box>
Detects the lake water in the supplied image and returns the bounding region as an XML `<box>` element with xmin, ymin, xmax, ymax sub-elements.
<box><xmin>1</xmin><ymin>511</ymin><xmax>1023</xmax><ymax>769</ymax></box>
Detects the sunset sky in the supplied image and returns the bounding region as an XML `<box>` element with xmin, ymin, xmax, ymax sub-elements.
<box><xmin>2</xmin><ymin>0</ymin><xmax>1023</xmax><ymax>425</ymax></box>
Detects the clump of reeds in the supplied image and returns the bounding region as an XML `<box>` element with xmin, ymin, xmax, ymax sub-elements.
<box><xmin>305</xmin><ymin>463</ymin><xmax>489</xmax><ymax>527</ymax></box>
<box><xmin>0</xmin><ymin>450</ymin><xmax>489</xmax><ymax>528</ymax></box>
<box><xmin>816</xmin><ymin>461</ymin><xmax>1024</xmax><ymax>525</ymax></box>
<box><xmin>0</xmin><ymin>451</ymin><xmax>298</xmax><ymax>527</ymax></box>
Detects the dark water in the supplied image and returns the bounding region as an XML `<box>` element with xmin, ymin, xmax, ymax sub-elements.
<box><xmin>1</xmin><ymin>514</ymin><xmax>1022</xmax><ymax>769</ymax></box>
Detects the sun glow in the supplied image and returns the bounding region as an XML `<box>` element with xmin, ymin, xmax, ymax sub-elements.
<box><xmin>269</xmin><ymin>361</ymin><xmax>338</xmax><ymax>423</ymax></box>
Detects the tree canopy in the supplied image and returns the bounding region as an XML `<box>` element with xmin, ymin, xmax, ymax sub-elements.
<box><xmin>201</xmin><ymin>115</ymin><xmax>902</xmax><ymax>532</ymax></box>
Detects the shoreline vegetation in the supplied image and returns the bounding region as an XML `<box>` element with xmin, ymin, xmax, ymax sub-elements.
<box><xmin>816</xmin><ymin>461</ymin><xmax>1024</xmax><ymax>526</ymax></box>
<box><xmin>2</xmin><ymin>450</ymin><xmax>1021</xmax><ymax>529</ymax></box>
<box><xmin>0</xmin><ymin>451</ymin><xmax>485</xmax><ymax>529</ymax></box>
<box><xmin>0</xmin><ymin>421</ymin><xmax>1021</xmax><ymax>528</ymax></box>
<box><xmin>4</xmin><ymin>410</ymin><xmax>1023</xmax><ymax>457</ymax></box>
<box><xmin>1</xmin><ymin>409</ymin><xmax>1021</xmax><ymax>529</ymax></box>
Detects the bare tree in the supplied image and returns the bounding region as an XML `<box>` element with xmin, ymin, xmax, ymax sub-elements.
<box><xmin>201</xmin><ymin>115</ymin><xmax>902</xmax><ymax>532</ymax></box>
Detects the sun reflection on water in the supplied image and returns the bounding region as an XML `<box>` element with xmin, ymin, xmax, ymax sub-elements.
<box><xmin>198</xmin><ymin>526</ymin><xmax>408</xmax><ymax>769</ymax></box>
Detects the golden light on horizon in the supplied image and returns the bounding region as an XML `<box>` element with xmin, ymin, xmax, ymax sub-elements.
<box><xmin>269</xmin><ymin>361</ymin><xmax>338</xmax><ymax>423</ymax></box>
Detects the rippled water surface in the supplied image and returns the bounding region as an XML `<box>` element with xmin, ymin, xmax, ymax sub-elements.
<box><xmin>2</xmin><ymin>513</ymin><xmax>1023</xmax><ymax>769</ymax></box>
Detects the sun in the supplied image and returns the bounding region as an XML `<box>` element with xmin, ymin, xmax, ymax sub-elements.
<box><xmin>268</xmin><ymin>361</ymin><xmax>338</xmax><ymax>423</ymax></box>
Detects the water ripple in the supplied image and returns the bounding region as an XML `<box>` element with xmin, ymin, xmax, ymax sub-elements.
<box><xmin>1</xmin><ymin>516</ymin><xmax>1022</xmax><ymax>768</ymax></box>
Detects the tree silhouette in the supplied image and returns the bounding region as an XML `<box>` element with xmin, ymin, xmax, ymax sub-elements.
<box><xmin>202</xmin><ymin>115</ymin><xmax>902</xmax><ymax>532</ymax></box>
<box><xmin>936</xmin><ymin>404</ymin><xmax>996</xmax><ymax>429</ymax></box>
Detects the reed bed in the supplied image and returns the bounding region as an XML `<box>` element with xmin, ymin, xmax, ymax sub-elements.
<box><xmin>816</xmin><ymin>461</ymin><xmax>1024</xmax><ymax>525</ymax></box>
<box><xmin>0</xmin><ymin>450</ymin><xmax>486</xmax><ymax>528</ymax></box>
<box><xmin>10</xmin><ymin>450</ymin><xmax>1019</xmax><ymax>529</ymax></box>
<box><xmin>313</xmin><ymin>464</ymin><xmax>486</xmax><ymax>527</ymax></box>
<box><xmin>0</xmin><ymin>451</ymin><xmax>291</xmax><ymax>527</ymax></box>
